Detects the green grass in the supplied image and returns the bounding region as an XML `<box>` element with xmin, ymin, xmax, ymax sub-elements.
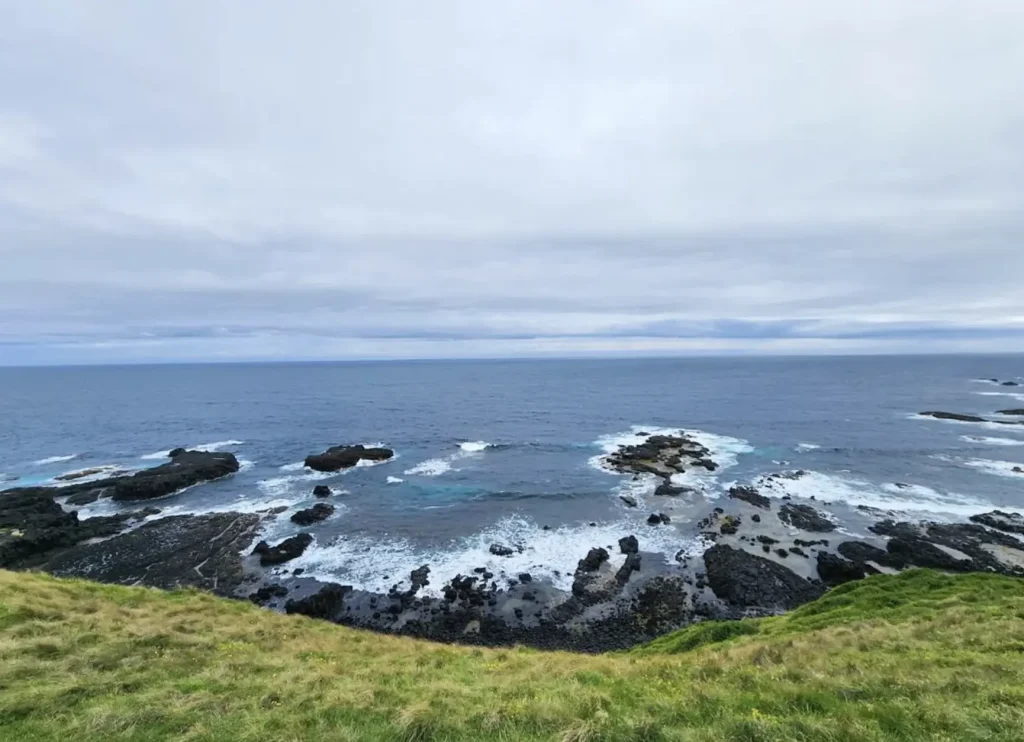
<box><xmin>1</xmin><ymin>569</ymin><xmax>1023</xmax><ymax>741</ymax></box>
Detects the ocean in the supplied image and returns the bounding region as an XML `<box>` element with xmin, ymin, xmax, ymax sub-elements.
<box><xmin>2</xmin><ymin>355</ymin><xmax>1022</xmax><ymax>595</ymax></box>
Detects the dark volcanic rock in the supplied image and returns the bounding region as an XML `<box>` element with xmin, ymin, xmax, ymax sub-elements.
<box><xmin>579</xmin><ymin>547</ymin><xmax>609</xmax><ymax>571</ymax></box>
<box><xmin>615</xmin><ymin>553</ymin><xmax>642</xmax><ymax>583</ymax></box>
<box><xmin>45</xmin><ymin>513</ymin><xmax>260</xmax><ymax>595</ymax></box>
<box><xmin>837</xmin><ymin>540</ymin><xmax>893</xmax><ymax>567</ymax></box>
<box><xmin>619</xmin><ymin>495</ymin><xmax>638</xmax><ymax>508</ymax></box>
<box><xmin>290</xmin><ymin>503</ymin><xmax>335</xmax><ymax>526</ymax></box>
<box><xmin>489</xmin><ymin>543</ymin><xmax>514</xmax><ymax>557</ymax></box>
<box><xmin>410</xmin><ymin>564</ymin><xmax>431</xmax><ymax>593</ymax></box>
<box><xmin>0</xmin><ymin>487</ymin><xmax>158</xmax><ymax>568</ymax></box>
<box><xmin>313</xmin><ymin>485</ymin><xmax>332</xmax><ymax>498</ymax></box>
<box><xmin>870</xmin><ymin>519</ymin><xmax>1024</xmax><ymax>575</ymax></box>
<box><xmin>619</xmin><ymin>535</ymin><xmax>639</xmax><ymax>554</ymax></box>
<box><xmin>654</xmin><ymin>482</ymin><xmax>694</xmax><ymax>497</ymax></box>
<box><xmin>704</xmin><ymin>544</ymin><xmax>825</xmax><ymax>610</ymax></box>
<box><xmin>728</xmin><ymin>485</ymin><xmax>771</xmax><ymax>509</ymax></box>
<box><xmin>647</xmin><ymin>513</ymin><xmax>662</xmax><ymax>525</ymax></box>
<box><xmin>779</xmin><ymin>503</ymin><xmax>836</xmax><ymax>532</ymax></box>
<box><xmin>304</xmin><ymin>444</ymin><xmax>394</xmax><ymax>472</ymax></box>
<box><xmin>816</xmin><ymin>552</ymin><xmax>867</xmax><ymax>586</ymax></box>
<box><xmin>1002</xmin><ymin>381</ymin><xmax>1020</xmax><ymax>386</ymax></box>
<box><xmin>971</xmin><ymin>510</ymin><xmax>1024</xmax><ymax>535</ymax></box>
<box><xmin>253</xmin><ymin>533</ymin><xmax>314</xmax><ymax>566</ymax></box>
<box><xmin>918</xmin><ymin>411</ymin><xmax>987</xmax><ymax>423</ymax></box>
<box><xmin>249</xmin><ymin>584</ymin><xmax>289</xmax><ymax>604</ymax></box>
<box><xmin>285</xmin><ymin>583</ymin><xmax>350</xmax><ymax>620</ymax></box>
<box><xmin>111</xmin><ymin>450</ymin><xmax>240</xmax><ymax>501</ymax></box>
<box><xmin>996</xmin><ymin>409</ymin><xmax>1024</xmax><ymax>416</ymax></box>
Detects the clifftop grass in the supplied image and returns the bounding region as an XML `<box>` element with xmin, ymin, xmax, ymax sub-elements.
<box><xmin>1</xmin><ymin>569</ymin><xmax>1023</xmax><ymax>741</ymax></box>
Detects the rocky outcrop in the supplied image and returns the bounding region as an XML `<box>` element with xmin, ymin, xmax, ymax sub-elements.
<box><xmin>704</xmin><ymin>544</ymin><xmax>825</xmax><ymax>610</ymax></box>
<box><xmin>602</xmin><ymin>432</ymin><xmax>712</xmax><ymax>480</ymax></box>
<box><xmin>252</xmin><ymin>533</ymin><xmax>314</xmax><ymax>566</ymax></box>
<box><xmin>1002</xmin><ymin>381</ymin><xmax>1020</xmax><ymax>387</ymax></box>
<box><xmin>728</xmin><ymin>485</ymin><xmax>771</xmax><ymax>509</ymax></box>
<box><xmin>313</xmin><ymin>485</ymin><xmax>332</xmax><ymax>498</ymax></box>
<box><xmin>249</xmin><ymin>584</ymin><xmax>288</xmax><ymax>604</ymax></box>
<box><xmin>304</xmin><ymin>445</ymin><xmax>394</xmax><ymax>472</ymax></box>
<box><xmin>780</xmin><ymin>503</ymin><xmax>836</xmax><ymax>532</ymax></box>
<box><xmin>489</xmin><ymin>543</ymin><xmax>515</xmax><ymax>557</ymax></box>
<box><xmin>970</xmin><ymin>510</ymin><xmax>1024</xmax><ymax>535</ymax></box>
<box><xmin>0</xmin><ymin>486</ymin><xmax>159</xmax><ymax>568</ymax></box>
<box><xmin>816</xmin><ymin>552</ymin><xmax>870</xmax><ymax>586</ymax></box>
<box><xmin>996</xmin><ymin>409</ymin><xmax>1024</xmax><ymax>416</ymax></box>
<box><xmin>111</xmin><ymin>450</ymin><xmax>239</xmax><ymax>501</ymax></box>
<box><xmin>870</xmin><ymin>520</ymin><xmax>1024</xmax><ymax>576</ymax></box>
<box><xmin>918</xmin><ymin>411</ymin><xmax>987</xmax><ymax>423</ymax></box>
<box><xmin>619</xmin><ymin>535</ymin><xmax>639</xmax><ymax>554</ymax></box>
<box><xmin>290</xmin><ymin>503</ymin><xmax>334</xmax><ymax>525</ymax></box>
<box><xmin>45</xmin><ymin>513</ymin><xmax>259</xmax><ymax>595</ymax></box>
<box><xmin>285</xmin><ymin>583</ymin><xmax>350</xmax><ymax>620</ymax></box>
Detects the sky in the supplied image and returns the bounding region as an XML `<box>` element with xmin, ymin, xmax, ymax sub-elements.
<box><xmin>1</xmin><ymin>1</ymin><xmax>1023</xmax><ymax>365</ymax></box>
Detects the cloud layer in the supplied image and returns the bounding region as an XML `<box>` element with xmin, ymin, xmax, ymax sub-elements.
<box><xmin>2</xmin><ymin>1</ymin><xmax>1023</xmax><ymax>363</ymax></box>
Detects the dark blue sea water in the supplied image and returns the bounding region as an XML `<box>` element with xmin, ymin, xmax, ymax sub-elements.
<box><xmin>2</xmin><ymin>356</ymin><xmax>1022</xmax><ymax>593</ymax></box>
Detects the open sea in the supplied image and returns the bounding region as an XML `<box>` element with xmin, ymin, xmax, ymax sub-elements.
<box><xmin>2</xmin><ymin>355</ymin><xmax>1022</xmax><ymax>594</ymax></box>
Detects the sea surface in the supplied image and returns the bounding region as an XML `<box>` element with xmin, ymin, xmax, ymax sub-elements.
<box><xmin>2</xmin><ymin>356</ymin><xmax>1023</xmax><ymax>594</ymax></box>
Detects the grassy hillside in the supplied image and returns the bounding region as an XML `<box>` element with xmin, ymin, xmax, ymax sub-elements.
<box><xmin>1</xmin><ymin>569</ymin><xmax>1023</xmax><ymax>741</ymax></box>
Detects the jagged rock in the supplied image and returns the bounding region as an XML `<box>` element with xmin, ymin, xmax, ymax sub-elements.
<box><xmin>578</xmin><ymin>547</ymin><xmax>609</xmax><ymax>571</ymax></box>
<box><xmin>996</xmin><ymin>409</ymin><xmax>1024</xmax><ymax>416</ymax></box>
<box><xmin>518</xmin><ymin>572</ymin><xmax>532</xmax><ymax>583</ymax></box>
<box><xmin>615</xmin><ymin>553</ymin><xmax>641</xmax><ymax>583</ymax></box>
<box><xmin>304</xmin><ymin>444</ymin><xmax>394</xmax><ymax>472</ymax></box>
<box><xmin>720</xmin><ymin>515</ymin><xmax>741</xmax><ymax>535</ymax></box>
<box><xmin>1002</xmin><ymin>381</ymin><xmax>1020</xmax><ymax>386</ymax></box>
<box><xmin>620</xmin><ymin>495</ymin><xmax>638</xmax><ymax>508</ymax></box>
<box><xmin>969</xmin><ymin>510</ymin><xmax>1024</xmax><ymax>535</ymax></box>
<box><xmin>655</xmin><ymin>482</ymin><xmax>694</xmax><ymax>497</ymax></box>
<box><xmin>647</xmin><ymin>513</ymin><xmax>662</xmax><ymax>525</ymax></box>
<box><xmin>0</xmin><ymin>487</ymin><xmax>159</xmax><ymax>569</ymax></box>
<box><xmin>290</xmin><ymin>503</ymin><xmax>334</xmax><ymax>525</ymax></box>
<box><xmin>816</xmin><ymin>552</ymin><xmax>867</xmax><ymax>586</ymax></box>
<box><xmin>46</xmin><ymin>513</ymin><xmax>259</xmax><ymax>595</ymax></box>
<box><xmin>285</xmin><ymin>584</ymin><xmax>350</xmax><ymax>620</ymax></box>
<box><xmin>619</xmin><ymin>535</ymin><xmax>639</xmax><ymax>554</ymax></box>
<box><xmin>870</xmin><ymin>520</ymin><xmax>1024</xmax><ymax>575</ymax></box>
<box><xmin>252</xmin><ymin>533</ymin><xmax>314</xmax><ymax>566</ymax></box>
<box><xmin>779</xmin><ymin>503</ymin><xmax>836</xmax><ymax>532</ymax></box>
<box><xmin>249</xmin><ymin>584</ymin><xmax>289</xmax><ymax>604</ymax></box>
<box><xmin>918</xmin><ymin>411</ymin><xmax>987</xmax><ymax>423</ymax></box>
<box><xmin>728</xmin><ymin>485</ymin><xmax>771</xmax><ymax>509</ymax></box>
<box><xmin>313</xmin><ymin>485</ymin><xmax>332</xmax><ymax>498</ymax></box>
<box><xmin>489</xmin><ymin>543</ymin><xmax>514</xmax><ymax>557</ymax></box>
<box><xmin>112</xmin><ymin>450</ymin><xmax>240</xmax><ymax>501</ymax></box>
<box><xmin>409</xmin><ymin>564</ymin><xmax>430</xmax><ymax>593</ymax></box>
<box><xmin>704</xmin><ymin>544</ymin><xmax>824</xmax><ymax>610</ymax></box>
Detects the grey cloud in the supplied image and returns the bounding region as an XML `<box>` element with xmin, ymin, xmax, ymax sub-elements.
<box><xmin>1</xmin><ymin>1</ymin><xmax>1023</xmax><ymax>363</ymax></box>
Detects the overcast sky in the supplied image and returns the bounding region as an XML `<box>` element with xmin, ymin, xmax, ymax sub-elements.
<box><xmin>1</xmin><ymin>1</ymin><xmax>1023</xmax><ymax>364</ymax></box>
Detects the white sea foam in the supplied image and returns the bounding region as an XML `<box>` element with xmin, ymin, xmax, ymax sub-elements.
<box><xmin>751</xmin><ymin>470</ymin><xmax>993</xmax><ymax>517</ymax></box>
<box><xmin>287</xmin><ymin>514</ymin><xmax>706</xmax><ymax>595</ymax></box>
<box><xmin>140</xmin><ymin>449</ymin><xmax>172</xmax><ymax>460</ymax></box>
<box><xmin>404</xmin><ymin>441</ymin><xmax>489</xmax><ymax>477</ymax></box>
<box><xmin>960</xmin><ymin>435</ymin><xmax>1024</xmax><ymax>447</ymax></box>
<box><xmin>387</xmin><ymin>476</ymin><xmax>404</xmax><ymax>484</ymax></box>
<box><xmin>405</xmin><ymin>458</ymin><xmax>453</xmax><ymax>477</ymax></box>
<box><xmin>974</xmin><ymin>391</ymin><xmax>1024</xmax><ymax>402</ymax></box>
<box><xmin>257</xmin><ymin>470</ymin><xmax>335</xmax><ymax>497</ymax></box>
<box><xmin>237</xmin><ymin>458</ymin><xmax>256</xmax><ymax>472</ymax></box>
<box><xmin>279</xmin><ymin>461</ymin><xmax>307</xmax><ymax>472</ymax></box>
<box><xmin>796</xmin><ymin>443</ymin><xmax>820</xmax><ymax>452</ymax></box>
<box><xmin>33</xmin><ymin>454</ymin><xmax>78</xmax><ymax>466</ymax></box>
<box><xmin>963</xmin><ymin>458</ymin><xmax>1024</xmax><ymax>479</ymax></box>
<box><xmin>192</xmin><ymin>440</ymin><xmax>244</xmax><ymax>452</ymax></box>
<box><xmin>49</xmin><ymin>464</ymin><xmax>126</xmax><ymax>487</ymax></box>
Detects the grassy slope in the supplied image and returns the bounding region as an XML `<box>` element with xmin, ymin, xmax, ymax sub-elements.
<box><xmin>1</xmin><ymin>570</ymin><xmax>1023</xmax><ymax>741</ymax></box>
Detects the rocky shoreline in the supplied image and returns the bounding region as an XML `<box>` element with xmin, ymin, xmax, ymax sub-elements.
<box><xmin>2</xmin><ymin>434</ymin><xmax>1024</xmax><ymax>651</ymax></box>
